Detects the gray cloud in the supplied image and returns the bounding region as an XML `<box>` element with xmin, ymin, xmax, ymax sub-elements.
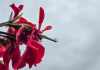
<box><xmin>0</xmin><ymin>0</ymin><xmax>100</xmax><ymax>70</ymax></box>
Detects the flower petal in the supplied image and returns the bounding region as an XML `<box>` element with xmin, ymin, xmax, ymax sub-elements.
<box><xmin>38</xmin><ymin>7</ymin><xmax>45</xmax><ymax>30</ymax></box>
<box><xmin>11</xmin><ymin>47</ymin><xmax>21</xmax><ymax>69</ymax></box>
<box><xmin>16</xmin><ymin>17</ymin><xmax>36</xmax><ymax>27</ymax></box>
<box><xmin>15</xmin><ymin>38</ymin><xmax>45</xmax><ymax>69</ymax></box>
<box><xmin>27</xmin><ymin>38</ymin><xmax>45</xmax><ymax>67</ymax></box>
<box><xmin>3</xmin><ymin>50</ymin><xmax>11</xmax><ymax>70</ymax></box>
<box><xmin>16</xmin><ymin>26</ymin><xmax>32</xmax><ymax>44</ymax></box>
<box><xmin>0</xmin><ymin>47</ymin><xmax>6</xmax><ymax>57</ymax></box>
<box><xmin>0</xmin><ymin>63</ymin><xmax>9</xmax><ymax>70</ymax></box>
<box><xmin>10</xmin><ymin>4</ymin><xmax>23</xmax><ymax>18</ymax></box>
<box><xmin>16</xmin><ymin>17</ymin><xmax>28</xmax><ymax>23</ymax></box>
<box><xmin>42</xmin><ymin>25</ymin><xmax>52</xmax><ymax>32</ymax></box>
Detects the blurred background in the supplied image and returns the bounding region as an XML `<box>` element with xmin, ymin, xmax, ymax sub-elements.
<box><xmin>0</xmin><ymin>0</ymin><xmax>99</xmax><ymax>70</ymax></box>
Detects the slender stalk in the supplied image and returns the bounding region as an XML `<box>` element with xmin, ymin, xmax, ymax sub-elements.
<box><xmin>0</xmin><ymin>31</ymin><xmax>15</xmax><ymax>39</ymax></box>
<box><xmin>7</xmin><ymin>24</ymin><xmax>21</xmax><ymax>29</ymax></box>
<box><xmin>0</xmin><ymin>21</ymin><xmax>10</xmax><ymax>27</ymax></box>
<box><xmin>11</xmin><ymin>13</ymin><xmax>23</xmax><ymax>23</ymax></box>
<box><xmin>0</xmin><ymin>34</ymin><xmax>15</xmax><ymax>40</ymax></box>
<box><xmin>41</xmin><ymin>35</ymin><xmax>57</xmax><ymax>42</ymax></box>
<box><xmin>9</xmin><ymin>12</ymin><xmax>13</xmax><ymax>21</ymax></box>
<box><xmin>0</xmin><ymin>13</ymin><xmax>23</xmax><ymax>27</ymax></box>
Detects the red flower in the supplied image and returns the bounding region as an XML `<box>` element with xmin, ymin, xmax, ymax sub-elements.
<box><xmin>13</xmin><ymin>7</ymin><xmax>46</xmax><ymax>69</ymax></box>
<box><xmin>0</xmin><ymin>3</ymin><xmax>54</xmax><ymax>70</ymax></box>
<box><xmin>13</xmin><ymin>5</ymin><xmax>52</xmax><ymax>69</ymax></box>
<box><xmin>0</xmin><ymin>46</ymin><xmax>6</xmax><ymax>57</ymax></box>
<box><xmin>11</xmin><ymin>46</ymin><xmax>21</xmax><ymax>69</ymax></box>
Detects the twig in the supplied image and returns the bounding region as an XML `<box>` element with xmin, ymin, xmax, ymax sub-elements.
<box><xmin>0</xmin><ymin>13</ymin><xmax>23</xmax><ymax>27</ymax></box>
<box><xmin>9</xmin><ymin>12</ymin><xmax>13</xmax><ymax>21</ymax></box>
<box><xmin>0</xmin><ymin>31</ymin><xmax>15</xmax><ymax>39</ymax></box>
<box><xmin>0</xmin><ymin>34</ymin><xmax>15</xmax><ymax>40</ymax></box>
<box><xmin>41</xmin><ymin>35</ymin><xmax>57</xmax><ymax>42</ymax></box>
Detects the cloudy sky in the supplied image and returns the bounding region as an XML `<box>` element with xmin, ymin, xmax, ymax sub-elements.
<box><xmin>0</xmin><ymin>0</ymin><xmax>100</xmax><ymax>70</ymax></box>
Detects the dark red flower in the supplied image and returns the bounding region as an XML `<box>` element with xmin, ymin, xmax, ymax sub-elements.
<box><xmin>0</xmin><ymin>46</ymin><xmax>6</xmax><ymax>57</ymax></box>
<box><xmin>14</xmin><ymin>6</ymin><xmax>53</xmax><ymax>69</ymax></box>
<box><xmin>10</xmin><ymin>6</ymin><xmax>53</xmax><ymax>69</ymax></box>
<box><xmin>0</xmin><ymin>3</ymin><xmax>54</xmax><ymax>70</ymax></box>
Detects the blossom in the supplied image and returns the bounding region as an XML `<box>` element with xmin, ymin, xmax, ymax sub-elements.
<box><xmin>13</xmin><ymin>5</ymin><xmax>47</xmax><ymax>69</ymax></box>
<box><xmin>10</xmin><ymin>4</ymin><xmax>53</xmax><ymax>69</ymax></box>
<box><xmin>0</xmin><ymin>3</ymin><xmax>56</xmax><ymax>70</ymax></box>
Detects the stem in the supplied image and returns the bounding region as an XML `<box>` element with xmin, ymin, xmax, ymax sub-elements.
<box><xmin>0</xmin><ymin>22</ymin><xmax>22</xmax><ymax>30</ymax></box>
<box><xmin>0</xmin><ymin>13</ymin><xmax>23</xmax><ymax>27</ymax></box>
<box><xmin>7</xmin><ymin>24</ymin><xmax>21</xmax><ymax>29</ymax></box>
<box><xmin>0</xmin><ymin>38</ymin><xmax>9</xmax><ymax>45</ymax></box>
<box><xmin>41</xmin><ymin>35</ymin><xmax>57</xmax><ymax>42</ymax></box>
<box><xmin>11</xmin><ymin>13</ymin><xmax>23</xmax><ymax>23</ymax></box>
<box><xmin>0</xmin><ymin>31</ymin><xmax>15</xmax><ymax>40</ymax></box>
<box><xmin>0</xmin><ymin>31</ymin><xmax>15</xmax><ymax>36</ymax></box>
<box><xmin>0</xmin><ymin>21</ymin><xmax>10</xmax><ymax>27</ymax></box>
<box><xmin>9</xmin><ymin>12</ymin><xmax>13</xmax><ymax>21</ymax></box>
<box><xmin>0</xmin><ymin>34</ymin><xmax>15</xmax><ymax>40</ymax></box>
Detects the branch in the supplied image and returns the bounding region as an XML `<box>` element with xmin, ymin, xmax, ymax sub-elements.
<box><xmin>0</xmin><ymin>31</ymin><xmax>15</xmax><ymax>40</ymax></box>
<box><xmin>41</xmin><ymin>35</ymin><xmax>57</xmax><ymax>42</ymax></box>
<box><xmin>0</xmin><ymin>13</ymin><xmax>23</xmax><ymax>27</ymax></box>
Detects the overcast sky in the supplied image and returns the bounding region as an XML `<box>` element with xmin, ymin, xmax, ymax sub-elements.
<box><xmin>0</xmin><ymin>0</ymin><xmax>100</xmax><ymax>70</ymax></box>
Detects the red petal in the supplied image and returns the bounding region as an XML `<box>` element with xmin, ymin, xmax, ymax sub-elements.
<box><xmin>0</xmin><ymin>64</ymin><xmax>9</xmax><ymax>70</ymax></box>
<box><xmin>16</xmin><ymin>26</ymin><xmax>26</xmax><ymax>44</ymax></box>
<box><xmin>13</xmin><ymin>46</ymin><xmax>37</xmax><ymax>69</ymax></box>
<box><xmin>27</xmin><ymin>38</ymin><xmax>45</xmax><ymax>67</ymax></box>
<box><xmin>3</xmin><ymin>51</ymin><xmax>10</xmax><ymax>64</ymax></box>
<box><xmin>15</xmin><ymin>38</ymin><xmax>45</xmax><ymax>69</ymax></box>
<box><xmin>10</xmin><ymin>3</ymin><xmax>23</xmax><ymax>18</ymax></box>
<box><xmin>16</xmin><ymin>17</ymin><xmax>28</xmax><ymax>23</ymax></box>
<box><xmin>16</xmin><ymin>17</ymin><xmax>36</xmax><ymax>27</ymax></box>
<box><xmin>16</xmin><ymin>26</ymin><xmax>32</xmax><ymax>44</ymax></box>
<box><xmin>0</xmin><ymin>47</ymin><xmax>6</xmax><ymax>57</ymax></box>
<box><xmin>42</xmin><ymin>25</ymin><xmax>52</xmax><ymax>32</ymax></box>
<box><xmin>11</xmin><ymin>47</ymin><xmax>21</xmax><ymax>69</ymax></box>
<box><xmin>3</xmin><ymin>50</ymin><xmax>11</xmax><ymax>70</ymax></box>
<box><xmin>38</xmin><ymin>7</ymin><xmax>45</xmax><ymax>30</ymax></box>
<box><xmin>18</xmin><ymin>5</ymin><xmax>23</xmax><ymax>11</ymax></box>
<box><xmin>8</xmin><ymin>27</ymin><xmax>16</xmax><ymax>35</ymax></box>
<box><xmin>22</xmin><ymin>47</ymin><xmax>36</xmax><ymax>68</ymax></box>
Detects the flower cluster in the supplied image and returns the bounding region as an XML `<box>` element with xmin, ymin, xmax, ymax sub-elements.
<box><xmin>0</xmin><ymin>3</ymin><xmax>57</xmax><ymax>70</ymax></box>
